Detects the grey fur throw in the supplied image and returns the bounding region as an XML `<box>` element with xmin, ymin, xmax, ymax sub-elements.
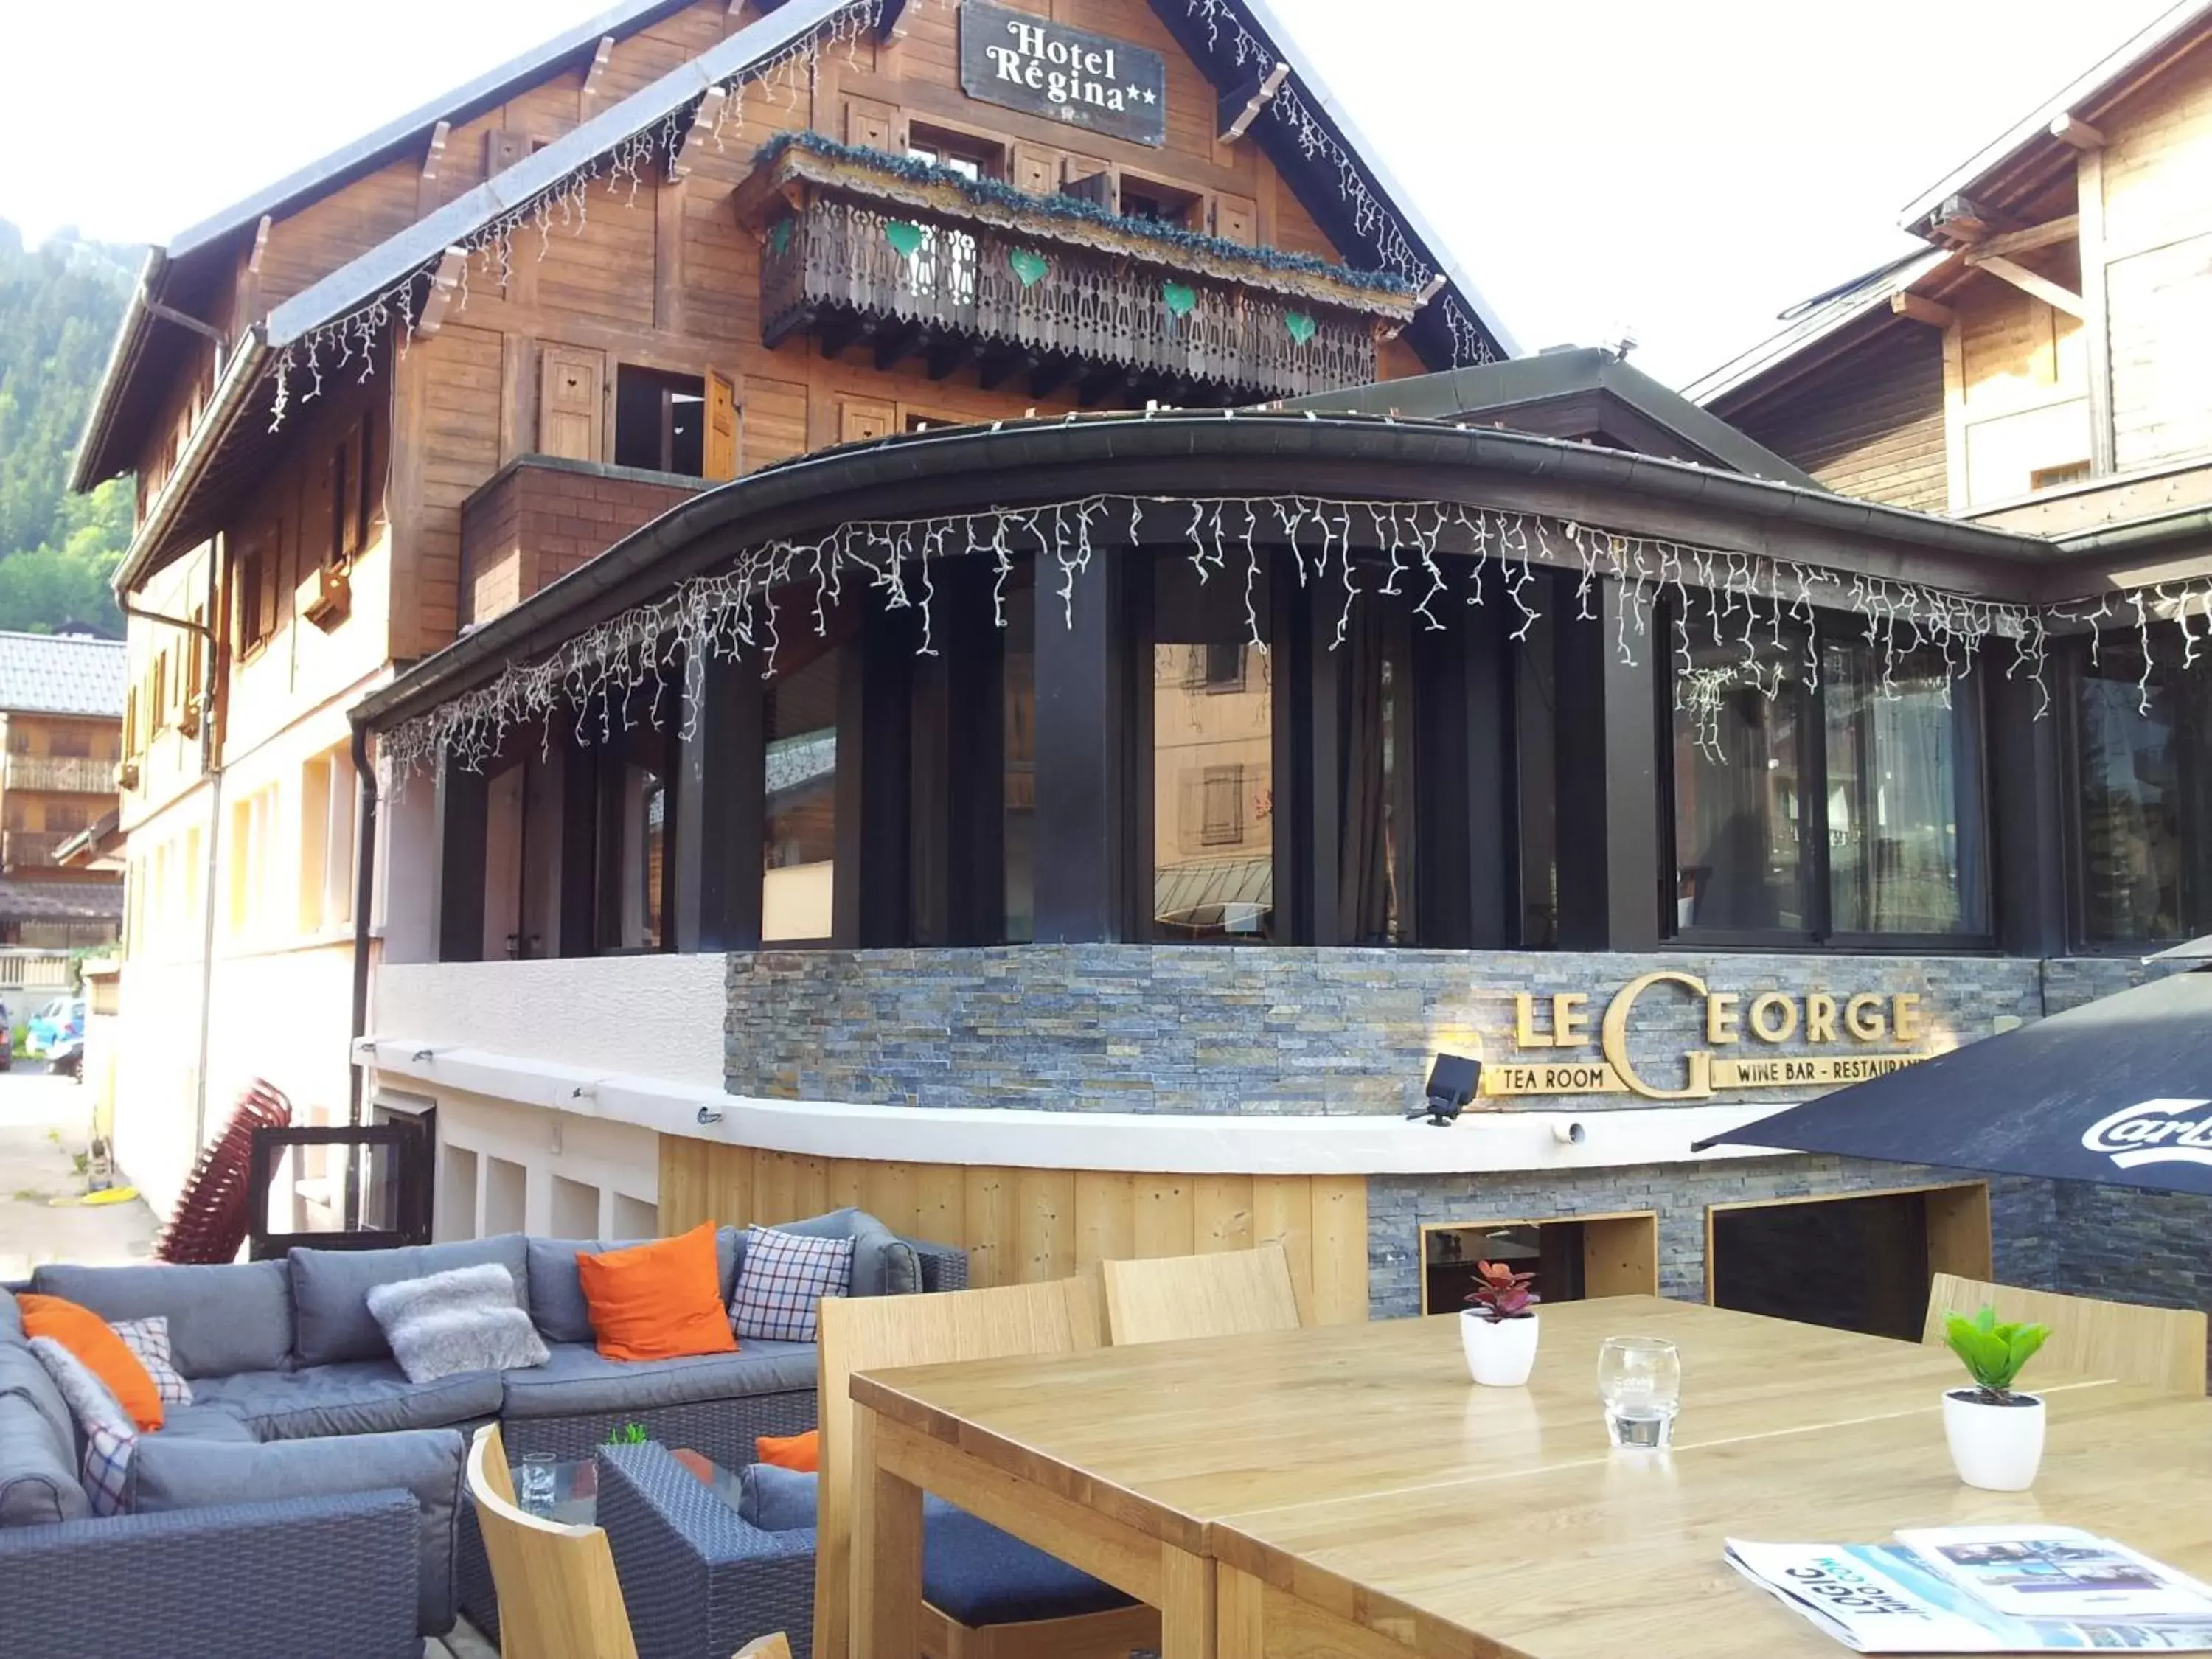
<box><xmin>365</xmin><ymin>1263</ymin><xmax>549</xmax><ymax>1383</ymax></box>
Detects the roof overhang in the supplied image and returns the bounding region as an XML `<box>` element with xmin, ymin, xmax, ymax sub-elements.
<box><xmin>353</xmin><ymin>409</ymin><xmax>2057</xmax><ymax>737</ymax></box>
<box><xmin>1684</xmin><ymin>248</ymin><xmax>1953</xmax><ymax>411</ymax></box>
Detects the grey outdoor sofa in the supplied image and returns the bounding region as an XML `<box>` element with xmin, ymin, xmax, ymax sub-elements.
<box><xmin>0</xmin><ymin>1209</ymin><xmax>965</xmax><ymax>1658</ymax></box>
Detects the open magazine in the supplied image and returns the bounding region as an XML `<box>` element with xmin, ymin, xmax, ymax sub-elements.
<box><xmin>1728</xmin><ymin>1528</ymin><xmax>2212</xmax><ymax>1652</ymax></box>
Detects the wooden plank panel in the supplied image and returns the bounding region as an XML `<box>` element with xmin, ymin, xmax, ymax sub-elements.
<box><xmin>1074</xmin><ymin>1171</ymin><xmax>1137</xmax><ymax>1269</ymax></box>
<box><xmin>1016</xmin><ymin>1168</ymin><xmax>1077</xmax><ymax>1282</ymax></box>
<box><xmin>861</xmin><ymin>1162</ymin><xmax>923</xmax><ymax>1237</ymax></box>
<box><xmin>707</xmin><ymin>1141</ymin><xmax>753</xmax><ymax>1227</ymax></box>
<box><xmin>1192</xmin><ymin>1174</ymin><xmax>1255</xmax><ymax>1253</ymax></box>
<box><xmin>1250</xmin><ymin>1176</ymin><xmax>1316</xmax><ymax>1329</ymax></box>
<box><xmin>964</xmin><ymin>1166</ymin><xmax>1014</xmax><ymax>1289</ymax></box>
<box><xmin>788</xmin><ymin>1155</ymin><xmax>831</xmax><ymax>1221</ymax></box>
<box><xmin>1925</xmin><ymin>1183</ymin><xmax>1994</xmax><ymax>1282</ymax></box>
<box><xmin>1131</xmin><ymin>1174</ymin><xmax>1196</xmax><ymax>1261</ymax></box>
<box><xmin>910</xmin><ymin>1164</ymin><xmax>966</xmax><ymax>1247</ymax></box>
<box><xmin>1582</xmin><ymin>1214</ymin><xmax>1660</xmax><ymax>1298</ymax></box>
<box><xmin>752</xmin><ymin>1147</ymin><xmax>799</xmax><ymax>1224</ymax></box>
<box><xmin>658</xmin><ymin>1135</ymin><xmax>712</xmax><ymax>1234</ymax></box>
<box><xmin>1307</xmin><ymin>1175</ymin><xmax>1369</xmax><ymax>1326</ymax></box>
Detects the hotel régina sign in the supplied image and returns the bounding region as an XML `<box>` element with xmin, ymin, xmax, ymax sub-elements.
<box><xmin>959</xmin><ymin>2</ymin><xmax>1169</xmax><ymax>147</ymax></box>
<box><xmin>1482</xmin><ymin>971</ymin><xmax>1947</xmax><ymax>1102</ymax></box>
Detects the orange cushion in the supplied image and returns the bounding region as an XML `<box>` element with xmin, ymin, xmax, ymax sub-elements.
<box><xmin>756</xmin><ymin>1430</ymin><xmax>819</xmax><ymax>1472</ymax></box>
<box><xmin>575</xmin><ymin>1224</ymin><xmax>737</xmax><ymax>1363</ymax></box>
<box><xmin>18</xmin><ymin>1294</ymin><xmax>165</xmax><ymax>1432</ymax></box>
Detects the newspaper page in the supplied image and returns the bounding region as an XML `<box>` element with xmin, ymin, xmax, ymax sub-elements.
<box><xmin>1894</xmin><ymin>1528</ymin><xmax>2212</xmax><ymax>1624</ymax></box>
<box><xmin>1725</xmin><ymin>1540</ymin><xmax>2212</xmax><ymax>1652</ymax></box>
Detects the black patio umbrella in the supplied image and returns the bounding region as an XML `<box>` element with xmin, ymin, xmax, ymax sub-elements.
<box><xmin>1694</xmin><ymin>967</ymin><xmax>2212</xmax><ymax>1195</ymax></box>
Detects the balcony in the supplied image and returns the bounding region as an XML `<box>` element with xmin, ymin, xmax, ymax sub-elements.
<box><xmin>3</xmin><ymin>832</ymin><xmax>67</xmax><ymax>872</ymax></box>
<box><xmin>4</xmin><ymin>755</ymin><xmax>117</xmax><ymax>795</ymax></box>
<box><xmin>742</xmin><ymin>135</ymin><xmax>1417</xmax><ymax>406</ymax></box>
<box><xmin>460</xmin><ymin>456</ymin><xmax>706</xmax><ymax>628</ymax></box>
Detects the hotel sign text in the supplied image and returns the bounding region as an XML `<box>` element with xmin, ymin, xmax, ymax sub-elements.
<box><xmin>959</xmin><ymin>2</ymin><xmax>1169</xmax><ymax>147</ymax></box>
<box><xmin>1481</xmin><ymin>970</ymin><xmax>1944</xmax><ymax>1102</ymax></box>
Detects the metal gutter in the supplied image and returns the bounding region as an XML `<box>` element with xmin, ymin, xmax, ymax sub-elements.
<box><xmin>108</xmin><ymin>330</ymin><xmax>269</xmax><ymax>597</ymax></box>
<box><xmin>1896</xmin><ymin>0</ymin><xmax>2211</xmax><ymax>233</ymax></box>
<box><xmin>1233</xmin><ymin>0</ymin><xmax>1520</xmax><ymax>358</ymax></box>
<box><xmin>69</xmin><ymin>246</ymin><xmax>164</xmax><ymax>493</ymax></box>
<box><xmin>265</xmin><ymin>0</ymin><xmax>858</xmax><ymax>352</ymax></box>
<box><xmin>2052</xmin><ymin>504</ymin><xmax>2212</xmax><ymax>558</ymax></box>
<box><xmin>352</xmin><ymin>411</ymin><xmax>2053</xmax><ymax>734</ymax></box>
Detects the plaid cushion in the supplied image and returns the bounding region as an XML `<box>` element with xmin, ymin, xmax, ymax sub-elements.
<box><xmin>730</xmin><ymin>1225</ymin><xmax>855</xmax><ymax>1343</ymax></box>
<box><xmin>109</xmin><ymin>1317</ymin><xmax>193</xmax><ymax>1406</ymax></box>
<box><xmin>28</xmin><ymin>1335</ymin><xmax>137</xmax><ymax>1517</ymax></box>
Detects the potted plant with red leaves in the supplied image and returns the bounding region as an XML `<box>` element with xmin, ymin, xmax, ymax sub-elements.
<box><xmin>1460</xmin><ymin>1259</ymin><xmax>1541</xmax><ymax>1386</ymax></box>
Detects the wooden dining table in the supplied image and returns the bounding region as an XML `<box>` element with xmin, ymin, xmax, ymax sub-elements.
<box><xmin>846</xmin><ymin>1295</ymin><xmax>2207</xmax><ymax>1659</ymax></box>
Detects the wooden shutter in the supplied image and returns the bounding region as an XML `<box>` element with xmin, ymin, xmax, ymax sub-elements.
<box><xmin>839</xmin><ymin>397</ymin><xmax>896</xmax><ymax>445</ymax></box>
<box><xmin>538</xmin><ymin>345</ymin><xmax>605</xmax><ymax>462</ymax></box>
<box><xmin>1012</xmin><ymin>145</ymin><xmax>1060</xmax><ymax>196</ymax></box>
<box><xmin>1214</xmin><ymin>192</ymin><xmax>1257</xmax><ymax>246</ymax></box>
<box><xmin>1061</xmin><ymin>164</ymin><xmax>1113</xmax><ymax>208</ymax></box>
<box><xmin>704</xmin><ymin>370</ymin><xmax>738</xmax><ymax>481</ymax></box>
<box><xmin>844</xmin><ymin>97</ymin><xmax>896</xmax><ymax>152</ymax></box>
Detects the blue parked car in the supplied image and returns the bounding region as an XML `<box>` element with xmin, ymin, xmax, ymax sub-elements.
<box><xmin>23</xmin><ymin>998</ymin><xmax>82</xmax><ymax>1062</ymax></box>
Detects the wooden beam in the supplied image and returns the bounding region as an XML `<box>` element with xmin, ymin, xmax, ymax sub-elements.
<box><xmin>1889</xmin><ymin>291</ymin><xmax>1957</xmax><ymax>329</ymax></box>
<box><xmin>667</xmin><ymin>86</ymin><xmax>728</xmax><ymax>181</ymax></box>
<box><xmin>580</xmin><ymin>35</ymin><xmax>614</xmax><ymax>107</ymax></box>
<box><xmin>2049</xmin><ymin>113</ymin><xmax>2106</xmax><ymax>150</ymax></box>
<box><xmin>247</xmin><ymin>215</ymin><xmax>271</xmax><ymax>276</ymax></box>
<box><xmin>414</xmin><ymin>248</ymin><xmax>467</xmax><ymax>338</ymax></box>
<box><xmin>1929</xmin><ymin>193</ymin><xmax>2020</xmax><ymax>244</ymax></box>
<box><xmin>422</xmin><ymin>119</ymin><xmax>451</xmax><ymax>181</ymax></box>
<box><xmin>1218</xmin><ymin>62</ymin><xmax>1290</xmax><ymax>143</ymax></box>
<box><xmin>1972</xmin><ymin>254</ymin><xmax>2087</xmax><ymax>319</ymax></box>
<box><xmin>1965</xmin><ymin>214</ymin><xmax>2079</xmax><ymax>262</ymax></box>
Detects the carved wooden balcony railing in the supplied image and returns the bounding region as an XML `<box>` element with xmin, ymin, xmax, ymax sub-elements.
<box><xmin>4</xmin><ymin>756</ymin><xmax>117</xmax><ymax>795</ymax></box>
<box><xmin>740</xmin><ymin>136</ymin><xmax>1421</xmax><ymax>406</ymax></box>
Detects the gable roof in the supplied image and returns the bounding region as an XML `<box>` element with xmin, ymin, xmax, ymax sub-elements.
<box><xmin>1683</xmin><ymin>248</ymin><xmax>1951</xmax><ymax>411</ymax></box>
<box><xmin>1291</xmin><ymin>347</ymin><xmax>1822</xmax><ymax>487</ymax></box>
<box><xmin>82</xmin><ymin>0</ymin><xmax>1516</xmax><ymax>514</ymax></box>
<box><xmin>0</xmin><ymin>632</ymin><xmax>126</xmax><ymax>719</ymax></box>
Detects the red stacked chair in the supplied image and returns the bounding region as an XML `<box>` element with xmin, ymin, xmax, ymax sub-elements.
<box><xmin>153</xmin><ymin>1079</ymin><xmax>293</xmax><ymax>1265</ymax></box>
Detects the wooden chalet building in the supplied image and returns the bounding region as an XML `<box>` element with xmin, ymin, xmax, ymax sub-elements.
<box><xmin>77</xmin><ymin>0</ymin><xmax>2212</xmax><ymax>1338</ymax></box>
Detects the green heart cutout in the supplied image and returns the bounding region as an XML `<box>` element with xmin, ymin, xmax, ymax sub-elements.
<box><xmin>1285</xmin><ymin>311</ymin><xmax>1318</xmax><ymax>346</ymax></box>
<box><xmin>1163</xmin><ymin>282</ymin><xmax>1197</xmax><ymax>318</ymax></box>
<box><xmin>884</xmin><ymin>220</ymin><xmax>927</xmax><ymax>259</ymax></box>
<box><xmin>1009</xmin><ymin>248</ymin><xmax>1050</xmax><ymax>288</ymax></box>
<box><xmin>769</xmin><ymin>218</ymin><xmax>793</xmax><ymax>256</ymax></box>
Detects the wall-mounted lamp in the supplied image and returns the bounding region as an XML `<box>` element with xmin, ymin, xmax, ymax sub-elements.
<box><xmin>1411</xmin><ymin>1054</ymin><xmax>1481</xmax><ymax>1127</ymax></box>
<box><xmin>695</xmin><ymin>1105</ymin><xmax>725</xmax><ymax>1127</ymax></box>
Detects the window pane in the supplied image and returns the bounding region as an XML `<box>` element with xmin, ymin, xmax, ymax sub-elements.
<box><xmin>1672</xmin><ymin>635</ymin><xmax>1808</xmax><ymax>933</ymax></box>
<box><xmin>2074</xmin><ymin>639</ymin><xmax>2212</xmax><ymax>943</ymax></box>
<box><xmin>1823</xmin><ymin>642</ymin><xmax>1983</xmax><ymax>935</ymax></box>
<box><xmin>1152</xmin><ymin>557</ymin><xmax>1273</xmax><ymax>941</ymax></box>
<box><xmin>764</xmin><ymin>653</ymin><xmax>838</xmax><ymax>942</ymax></box>
<box><xmin>1003</xmin><ymin>594</ymin><xmax>1035</xmax><ymax>945</ymax></box>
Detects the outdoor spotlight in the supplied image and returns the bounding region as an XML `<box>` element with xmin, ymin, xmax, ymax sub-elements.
<box><xmin>1411</xmin><ymin>1054</ymin><xmax>1481</xmax><ymax>1127</ymax></box>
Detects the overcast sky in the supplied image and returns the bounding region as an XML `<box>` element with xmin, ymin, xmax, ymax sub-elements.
<box><xmin>3</xmin><ymin>0</ymin><xmax>2177</xmax><ymax>386</ymax></box>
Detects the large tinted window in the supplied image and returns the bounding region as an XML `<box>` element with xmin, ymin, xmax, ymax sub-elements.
<box><xmin>2070</xmin><ymin>636</ymin><xmax>2212</xmax><ymax>945</ymax></box>
<box><xmin>1671</xmin><ymin>619</ymin><xmax>1988</xmax><ymax>942</ymax></box>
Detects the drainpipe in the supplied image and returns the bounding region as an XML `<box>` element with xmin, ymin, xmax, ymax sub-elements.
<box><xmin>345</xmin><ymin>718</ymin><xmax>378</xmax><ymax>1232</ymax></box>
<box><xmin>117</xmin><ymin>574</ymin><xmax>221</xmax><ymax>1155</ymax></box>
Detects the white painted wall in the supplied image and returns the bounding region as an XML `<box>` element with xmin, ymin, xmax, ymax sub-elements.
<box><xmin>413</xmin><ymin>1082</ymin><xmax>658</xmax><ymax>1242</ymax></box>
<box><xmin>375</xmin><ymin>955</ymin><xmax>729</xmax><ymax>1089</ymax></box>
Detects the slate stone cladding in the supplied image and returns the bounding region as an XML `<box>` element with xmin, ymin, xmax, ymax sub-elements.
<box><xmin>725</xmin><ymin>945</ymin><xmax>2048</xmax><ymax>1113</ymax></box>
<box><xmin>1366</xmin><ymin>1156</ymin><xmax>1972</xmax><ymax>1319</ymax></box>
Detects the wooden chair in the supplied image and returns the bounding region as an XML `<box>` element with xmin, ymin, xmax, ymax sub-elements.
<box><xmin>815</xmin><ymin>1279</ymin><xmax>1158</xmax><ymax>1659</ymax></box>
<box><xmin>1923</xmin><ymin>1273</ymin><xmax>2208</xmax><ymax>1395</ymax></box>
<box><xmin>466</xmin><ymin>1424</ymin><xmax>793</xmax><ymax>1659</ymax></box>
<box><xmin>1101</xmin><ymin>1239</ymin><xmax>1304</xmax><ymax>1346</ymax></box>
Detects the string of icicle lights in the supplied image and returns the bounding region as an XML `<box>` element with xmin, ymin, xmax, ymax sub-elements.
<box><xmin>377</xmin><ymin>493</ymin><xmax>2208</xmax><ymax>785</ymax></box>
<box><xmin>268</xmin><ymin>0</ymin><xmax>936</xmax><ymax>428</ymax></box>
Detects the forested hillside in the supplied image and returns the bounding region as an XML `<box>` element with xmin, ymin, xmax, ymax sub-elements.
<box><xmin>0</xmin><ymin>220</ymin><xmax>134</xmax><ymax>636</ymax></box>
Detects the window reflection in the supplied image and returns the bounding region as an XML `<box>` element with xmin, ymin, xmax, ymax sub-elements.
<box><xmin>1152</xmin><ymin>557</ymin><xmax>1273</xmax><ymax>942</ymax></box>
<box><xmin>1004</xmin><ymin>593</ymin><xmax>1036</xmax><ymax>945</ymax></box>
<box><xmin>2073</xmin><ymin>639</ymin><xmax>2212</xmax><ymax>943</ymax></box>
<box><xmin>764</xmin><ymin>653</ymin><xmax>838</xmax><ymax>942</ymax></box>
<box><xmin>1672</xmin><ymin>636</ymin><xmax>1808</xmax><ymax>933</ymax></box>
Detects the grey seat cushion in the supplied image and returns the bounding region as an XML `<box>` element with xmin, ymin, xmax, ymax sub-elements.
<box><xmin>0</xmin><ymin>1344</ymin><xmax>88</xmax><ymax>1528</ymax></box>
<box><xmin>0</xmin><ymin>1287</ymin><xmax>22</xmax><ymax>1342</ymax></box>
<box><xmin>526</xmin><ymin>1231</ymin><xmax>742</xmax><ymax>1346</ymax></box>
<box><xmin>30</xmin><ymin>1259</ymin><xmax>292</xmax><ymax>1379</ymax></box>
<box><xmin>132</xmin><ymin>1426</ymin><xmax>465</xmax><ymax>1634</ymax></box>
<box><xmin>500</xmin><ymin>1339</ymin><xmax>816</xmax><ymax>1420</ymax></box>
<box><xmin>153</xmin><ymin>1404</ymin><xmax>260</xmax><ymax>1444</ymax></box>
<box><xmin>291</xmin><ymin>1236</ymin><xmax>529</xmax><ymax>1368</ymax></box>
<box><xmin>189</xmin><ymin>1360</ymin><xmax>503</xmax><ymax>1441</ymax></box>
<box><xmin>739</xmin><ymin>1209</ymin><xmax>918</xmax><ymax>1298</ymax></box>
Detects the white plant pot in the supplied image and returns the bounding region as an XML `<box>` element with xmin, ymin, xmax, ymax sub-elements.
<box><xmin>1943</xmin><ymin>1389</ymin><xmax>2045</xmax><ymax>1491</ymax></box>
<box><xmin>1460</xmin><ymin>1310</ymin><xmax>1540</xmax><ymax>1387</ymax></box>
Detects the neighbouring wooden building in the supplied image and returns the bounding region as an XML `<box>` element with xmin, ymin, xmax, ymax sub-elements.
<box><xmin>77</xmin><ymin>0</ymin><xmax>2212</xmax><ymax>1344</ymax></box>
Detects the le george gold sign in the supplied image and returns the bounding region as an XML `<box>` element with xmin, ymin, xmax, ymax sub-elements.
<box><xmin>1480</xmin><ymin>970</ymin><xmax>1944</xmax><ymax>1102</ymax></box>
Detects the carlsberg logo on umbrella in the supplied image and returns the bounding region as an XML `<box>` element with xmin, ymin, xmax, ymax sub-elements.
<box><xmin>2082</xmin><ymin>1099</ymin><xmax>2212</xmax><ymax>1168</ymax></box>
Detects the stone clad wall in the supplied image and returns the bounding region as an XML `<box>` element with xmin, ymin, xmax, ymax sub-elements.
<box><xmin>725</xmin><ymin>944</ymin><xmax>2045</xmax><ymax>1113</ymax></box>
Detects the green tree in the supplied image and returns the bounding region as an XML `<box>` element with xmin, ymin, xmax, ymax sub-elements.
<box><xmin>0</xmin><ymin>219</ymin><xmax>136</xmax><ymax>636</ymax></box>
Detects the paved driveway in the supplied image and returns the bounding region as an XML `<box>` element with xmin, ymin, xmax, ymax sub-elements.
<box><xmin>0</xmin><ymin>1070</ymin><xmax>157</xmax><ymax>1281</ymax></box>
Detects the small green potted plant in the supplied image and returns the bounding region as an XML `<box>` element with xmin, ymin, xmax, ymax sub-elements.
<box><xmin>1941</xmin><ymin>1304</ymin><xmax>2052</xmax><ymax>1490</ymax></box>
<box><xmin>1460</xmin><ymin>1260</ymin><xmax>1540</xmax><ymax>1386</ymax></box>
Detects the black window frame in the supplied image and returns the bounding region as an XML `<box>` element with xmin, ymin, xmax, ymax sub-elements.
<box><xmin>1660</xmin><ymin>604</ymin><xmax>1997</xmax><ymax>953</ymax></box>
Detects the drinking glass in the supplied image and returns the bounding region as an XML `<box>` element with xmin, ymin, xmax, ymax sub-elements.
<box><xmin>1597</xmin><ymin>1335</ymin><xmax>1681</xmax><ymax>1449</ymax></box>
<box><xmin>518</xmin><ymin>1452</ymin><xmax>560</xmax><ymax>1515</ymax></box>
